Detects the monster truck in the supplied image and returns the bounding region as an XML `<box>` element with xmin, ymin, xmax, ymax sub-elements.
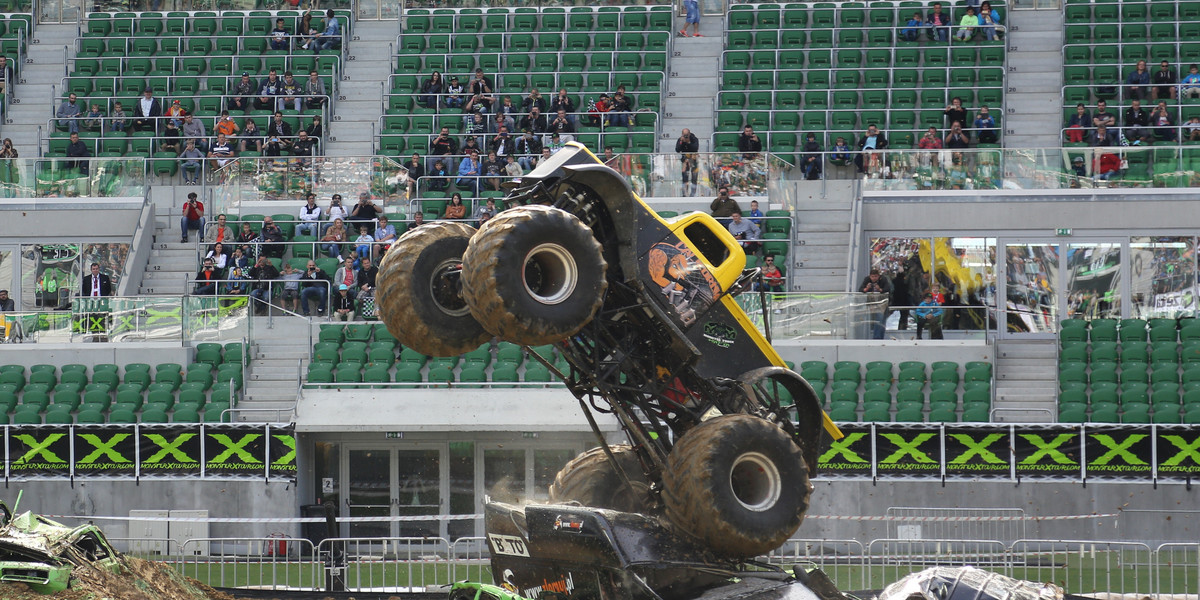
<box><xmin>377</xmin><ymin>142</ymin><xmax>842</xmax><ymax>558</ymax></box>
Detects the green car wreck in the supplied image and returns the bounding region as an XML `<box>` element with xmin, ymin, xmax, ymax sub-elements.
<box><xmin>0</xmin><ymin>499</ymin><xmax>120</xmax><ymax>594</ymax></box>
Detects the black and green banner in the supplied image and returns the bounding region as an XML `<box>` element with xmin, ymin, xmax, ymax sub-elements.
<box><xmin>4</xmin><ymin>424</ymin><xmax>295</xmax><ymax>481</ymax></box>
<box><xmin>815</xmin><ymin>423</ymin><xmax>1200</xmax><ymax>482</ymax></box>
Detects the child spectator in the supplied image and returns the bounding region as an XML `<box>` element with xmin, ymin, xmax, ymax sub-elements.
<box><xmin>901</xmin><ymin>11</ymin><xmax>924</xmax><ymax>42</ymax></box>
<box><xmin>955</xmin><ymin>7</ymin><xmax>978</xmax><ymax>41</ymax></box>
<box><xmin>110</xmin><ymin>102</ymin><xmax>127</xmax><ymax>133</ymax></box>
<box><xmin>974</xmin><ymin>106</ymin><xmax>998</xmax><ymax>144</ymax></box>
<box><xmin>353</xmin><ymin>225</ymin><xmax>373</xmax><ymax>261</ymax></box>
<box><xmin>1182</xmin><ymin>65</ymin><xmax>1200</xmax><ymax>99</ymax></box>
<box><xmin>82</xmin><ymin>104</ymin><xmax>105</xmax><ymax>131</ymax></box>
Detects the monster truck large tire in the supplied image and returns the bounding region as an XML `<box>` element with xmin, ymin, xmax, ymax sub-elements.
<box><xmin>376</xmin><ymin>222</ymin><xmax>492</xmax><ymax>357</ymax></box>
<box><xmin>548</xmin><ymin>445</ymin><xmax>653</xmax><ymax>513</ymax></box>
<box><xmin>662</xmin><ymin>414</ymin><xmax>811</xmax><ymax>558</ymax></box>
<box><xmin>461</xmin><ymin>205</ymin><xmax>607</xmax><ymax>346</ymax></box>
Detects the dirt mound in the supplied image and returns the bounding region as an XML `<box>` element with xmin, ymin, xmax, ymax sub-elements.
<box><xmin>0</xmin><ymin>556</ymin><xmax>236</xmax><ymax>600</ymax></box>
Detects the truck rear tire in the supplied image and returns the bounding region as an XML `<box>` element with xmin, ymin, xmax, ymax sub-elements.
<box><xmin>548</xmin><ymin>445</ymin><xmax>653</xmax><ymax>513</ymax></box>
<box><xmin>376</xmin><ymin>222</ymin><xmax>492</xmax><ymax>357</ymax></box>
<box><xmin>662</xmin><ymin>414</ymin><xmax>811</xmax><ymax>558</ymax></box>
<box><xmin>461</xmin><ymin>205</ymin><xmax>607</xmax><ymax>346</ymax></box>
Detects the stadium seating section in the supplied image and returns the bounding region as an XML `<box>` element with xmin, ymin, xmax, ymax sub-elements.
<box><xmin>714</xmin><ymin>1</ymin><xmax>1007</xmax><ymax>158</ymax></box>
<box><xmin>379</xmin><ymin>6</ymin><xmax>669</xmax><ymax>167</ymax></box>
<box><xmin>800</xmin><ymin>359</ymin><xmax>993</xmax><ymax>423</ymax></box>
<box><xmin>1061</xmin><ymin>0</ymin><xmax>1200</xmax><ymax>184</ymax></box>
<box><xmin>1057</xmin><ymin>318</ymin><xmax>1200</xmax><ymax>424</ymax></box>
<box><xmin>49</xmin><ymin>10</ymin><xmax>346</xmax><ymax>163</ymax></box>
<box><xmin>307</xmin><ymin>323</ymin><xmax>570</xmax><ymax>387</ymax></box>
<box><xmin>0</xmin><ymin>343</ymin><xmax>244</xmax><ymax>424</ymax></box>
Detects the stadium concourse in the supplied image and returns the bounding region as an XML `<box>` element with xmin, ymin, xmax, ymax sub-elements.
<box><xmin>0</xmin><ymin>0</ymin><xmax>1197</xmax><ymax>596</ymax></box>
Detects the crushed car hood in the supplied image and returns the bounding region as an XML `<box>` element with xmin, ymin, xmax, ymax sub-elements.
<box><xmin>875</xmin><ymin>567</ymin><xmax>1064</xmax><ymax>600</ymax></box>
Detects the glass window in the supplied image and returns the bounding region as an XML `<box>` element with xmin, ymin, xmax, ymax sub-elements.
<box><xmin>448</xmin><ymin>442</ymin><xmax>475</xmax><ymax>541</ymax></box>
<box><xmin>1130</xmin><ymin>236</ymin><xmax>1196</xmax><ymax>318</ymax></box>
<box><xmin>1004</xmin><ymin>244</ymin><xmax>1059</xmax><ymax>333</ymax></box>
<box><xmin>1065</xmin><ymin>243</ymin><xmax>1121</xmax><ymax>320</ymax></box>
<box><xmin>484</xmin><ymin>449</ymin><xmax>524</xmax><ymax>504</ymax></box>
<box><xmin>934</xmin><ymin>237</ymin><xmax>997</xmax><ymax>330</ymax></box>
<box><xmin>683</xmin><ymin>222</ymin><xmax>730</xmax><ymax>267</ymax></box>
<box><xmin>532</xmin><ymin>450</ymin><xmax>577</xmax><ymax>502</ymax></box>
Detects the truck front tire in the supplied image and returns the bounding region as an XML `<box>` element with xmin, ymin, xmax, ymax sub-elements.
<box><xmin>376</xmin><ymin>222</ymin><xmax>492</xmax><ymax>357</ymax></box>
<box><xmin>462</xmin><ymin>205</ymin><xmax>607</xmax><ymax>346</ymax></box>
<box><xmin>662</xmin><ymin>414</ymin><xmax>811</xmax><ymax>558</ymax></box>
<box><xmin>548</xmin><ymin>445</ymin><xmax>653</xmax><ymax>513</ymax></box>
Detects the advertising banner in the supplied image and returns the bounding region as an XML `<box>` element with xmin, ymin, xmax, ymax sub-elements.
<box><xmin>3</xmin><ymin>424</ymin><xmax>294</xmax><ymax>481</ymax></box>
<box><xmin>874</xmin><ymin>425</ymin><xmax>941</xmax><ymax>476</ymax></box>
<box><xmin>1083</xmin><ymin>425</ymin><xmax>1153</xmax><ymax>479</ymax></box>
<box><xmin>943</xmin><ymin>427</ymin><xmax>1011</xmax><ymax>478</ymax></box>
<box><xmin>816</xmin><ymin>426</ymin><xmax>872</xmax><ymax>476</ymax></box>
<box><xmin>1155</xmin><ymin>428</ymin><xmax>1200</xmax><ymax>479</ymax></box>
<box><xmin>1012</xmin><ymin>427</ymin><xmax>1082</xmax><ymax>479</ymax></box>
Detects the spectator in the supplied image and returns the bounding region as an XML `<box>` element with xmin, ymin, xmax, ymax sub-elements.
<box><xmin>345</xmin><ymin>191</ymin><xmax>379</xmax><ymax>233</ymax></box>
<box><xmin>159</xmin><ymin>121</ymin><xmax>182</xmax><ymax>155</ymax></box>
<box><xmin>248</xmin><ymin>255</ymin><xmax>279</xmax><ymax>315</ymax></box>
<box><xmin>373</xmin><ymin>215</ymin><xmax>397</xmax><ymax>260</ymax></box>
<box><xmin>0</xmin><ymin>56</ymin><xmax>11</xmax><ymax>95</ymax></box>
<box><xmin>109</xmin><ymin>102</ymin><xmax>127</xmax><ymax>133</ymax></box>
<box><xmin>181</xmin><ymin>191</ymin><xmax>205</xmax><ymax>243</ymax></box>
<box><xmin>1124</xmin><ymin>99</ymin><xmax>1150</xmax><ymax>142</ymax></box>
<box><xmin>240</xmin><ymin>118</ymin><xmax>263</xmax><ymax>153</ymax></box>
<box><xmin>747</xmin><ymin>199</ymin><xmax>764</xmax><ymax>228</ymax></box>
<box><xmin>194</xmin><ymin>258</ymin><xmax>219</xmax><ymax>295</ymax></box>
<box><xmin>549</xmin><ymin>89</ymin><xmax>576</xmax><ymax>125</ymax></box>
<box><xmin>473</xmin><ymin>197</ymin><xmax>497</xmax><ymax>226</ymax></box>
<box><xmin>1185</xmin><ymin>115</ymin><xmax>1200</xmax><ymax>141</ymax></box>
<box><xmin>535</xmin><ymin>147</ymin><xmax>552</xmax><ymax>169</ymax></box>
<box><xmin>854</xmin><ymin>124</ymin><xmax>888</xmax><ymax>173</ymax></box>
<box><xmin>278</xmin><ymin>261</ymin><xmax>302</xmax><ymax>313</ymax></box>
<box><xmin>0</xmin><ymin>289</ymin><xmax>12</xmax><ymax>312</ymax></box>
<box><xmin>357</xmin><ymin>256</ymin><xmax>378</xmax><ymax>298</ymax></box>
<box><xmin>296</xmin><ymin>10</ymin><xmax>318</xmax><ymax>49</ymax></box>
<box><xmin>444</xmin><ymin>193</ymin><xmax>467</xmax><ymax>220</ymax></box>
<box><xmin>955</xmin><ymin>6</ymin><xmax>978</xmax><ymax>41</ymax></box>
<box><xmin>179</xmin><ymin>138</ymin><xmax>205</xmax><ymax>185</ymax></box>
<box><xmin>231</xmin><ymin>72</ymin><xmax>257</xmax><ymax>113</ymax></box>
<box><xmin>269</xmin><ymin>18</ymin><xmax>290</xmax><ymax>50</ymax></box>
<box><xmin>489</xmin><ymin>126</ymin><xmax>515</xmax><ymax>160</ymax></box>
<box><xmin>738</xmin><ymin>125</ymin><xmax>763</xmax><ymax>159</ymax></box>
<box><xmin>264</xmin><ymin>134</ymin><xmax>288</xmax><ymax>157</ymax></box>
<box><xmin>225</xmin><ymin>265</ymin><xmax>250</xmax><ymax>296</ymax></box>
<box><xmin>1126</xmin><ymin>60</ymin><xmax>1151</xmax><ymax>102</ymax></box>
<box><xmin>756</xmin><ymin>256</ymin><xmax>785</xmax><ymax>294</ymax></box>
<box><xmin>915</xmin><ymin>292</ymin><xmax>944</xmax><ymax>340</ymax></box>
<box><xmin>82</xmin><ymin>103</ymin><xmax>105</xmax><ymax>131</ymax></box>
<box><xmin>1092</xmin><ymin>100</ymin><xmax>1117</xmax><ymax>134</ymax></box>
<box><xmin>1070</xmin><ymin>155</ymin><xmax>1087</xmax><ymax>177</ymax></box>
<box><xmin>481</xmin><ymin>151</ymin><xmax>504</xmax><ymax>192</ymax></box>
<box><xmin>182</xmin><ymin>114</ymin><xmax>208</xmax><ymax>152</ymax></box>
<box><xmin>268</xmin><ymin>111</ymin><xmax>293</xmax><ymax>140</ymax></box>
<box><xmin>464</xmin><ymin>111</ymin><xmax>488</xmax><ymax>147</ymax></box>
<box><xmin>522</xmin><ymin>88</ymin><xmax>548</xmax><ymax>114</ymax></box>
<box><xmin>207</xmin><ymin>133</ymin><xmax>236</xmax><ymax>171</ymax></box>
<box><xmin>81</xmin><ymin>262</ymin><xmax>112</xmax><ymax>299</ymax></box>
<box><xmin>1150</xmin><ymin>100</ymin><xmax>1176</xmax><ymax>141</ymax></box>
<box><xmin>164</xmin><ymin>98</ymin><xmax>187</xmax><ymax>128</ymax></box>
<box><xmin>1094</xmin><ymin>148</ymin><xmax>1122</xmax><ymax>180</ymax></box>
<box><xmin>710</xmin><ymin>186</ymin><xmax>741</xmax><ymax>222</ymax></box>
<box><xmin>465</xmin><ymin>68</ymin><xmax>494</xmax><ymax>113</ymax></box>
<box><xmin>429</xmin><ymin>126</ymin><xmax>458</xmax><ymax>174</ymax></box>
<box><xmin>504</xmin><ymin>154</ymin><xmax>522</xmax><ymax>180</ymax></box>
<box><xmin>680</xmin><ymin>0</ymin><xmax>700</xmax><ymax>37</ymax></box>
<box><xmin>297</xmin><ymin>193</ymin><xmax>323</xmax><ymax>237</ymax></box>
<box><xmin>302</xmin><ymin>116</ymin><xmax>323</xmax><ymax>143</ymax></box>
<box><xmin>1065</xmin><ymin>103</ymin><xmax>1090</xmax><ymax>142</ymax></box>
<box><xmin>257</xmin><ymin>69</ymin><xmax>283</xmax><ymax>111</ymax></box>
<box><xmin>259</xmin><ymin>216</ymin><xmax>285</xmax><ymax>258</ymax></box>
<box><xmin>420</xmin><ymin>71</ymin><xmax>443</xmax><ymax>109</ymax></box>
<box><xmin>333</xmin><ymin>256</ymin><xmax>358</xmax><ymax>299</ymax></box>
<box><xmin>860</xmin><ymin>269</ymin><xmax>892</xmax><ymax>339</ymax></box>
<box><xmin>944</xmin><ymin>97</ymin><xmax>968</xmax><ymax>131</ymax></box>
<box><xmin>927</xmin><ymin>2</ymin><xmax>950</xmax><ymax>42</ymax></box>
<box><xmin>944</xmin><ymin>122</ymin><xmax>970</xmax><ymax>149</ymax></box>
<box><xmin>516</xmin><ymin>129</ymin><xmax>542</xmax><ymax>170</ymax></box>
<box><xmin>57</xmin><ymin>92</ymin><xmax>83</xmax><ymax>134</ymax></box>
<box><xmin>974</xmin><ymin>106</ymin><xmax>998</xmax><ymax>144</ymax></box>
<box><xmin>830</xmin><ymin>136</ymin><xmax>852</xmax><ymax>165</ymax></box>
<box><xmin>325</xmin><ymin>194</ymin><xmax>348</xmax><ymax>233</ymax></box>
<box><xmin>279</xmin><ymin>71</ymin><xmax>303</xmax><ymax>112</ymax></box>
<box><xmin>900</xmin><ymin>11</ymin><xmax>924</xmax><ymax>42</ymax></box>
<box><xmin>494</xmin><ymin>97</ymin><xmax>518</xmax><ymax>132</ymax></box>
<box><xmin>1091</xmin><ymin>125</ymin><xmax>1114</xmax><ymax>147</ymax></box>
<box><xmin>443</xmin><ymin>75</ymin><xmax>464</xmax><ymax>109</ymax></box>
<box><xmin>237</xmin><ymin>222</ymin><xmax>259</xmax><ymax>258</ymax></box>
<box><xmin>1153</xmin><ymin>60</ymin><xmax>1177</xmax><ymax>101</ymax></box>
<box><xmin>676</xmin><ymin>128</ymin><xmax>700</xmax><ymax>195</ymax></box>
<box><xmin>65</xmin><ymin>132</ymin><xmax>90</xmax><ymax>175</ymax></box>
<box><xmin>919</xmin><ymin>126</ymin><xmax>943</xmax><ymax>152</ymax></box>
<box><xmin>549</xmin><ymin>108</ymin><xmax>575</xmax><ymax>140</ymax></box>
<box><xmin>306</xmin><ymin>71</ymin><xmax>327</xmax><ymax>109</ymax></box>
<box><xmin>311</xmin><ymin>10</ymin><xmax>341</xmax><ymax>53</ymax></box>
<box><xmin>205</xmin><ymin>213</ymin><xmax>234</xmax><ymax>255</ymax></box>
<box><xmin>403</xmin><ymin>153</ymin><xmax>425</xmax><ymax>197</ymax></box>
<box><xmin>728</xmin><ymin>211</ymin><xmax>760</xmax><ymax>256</ymax></box>
<box><xmin>1182</xmin><ymin>64</ymin><xmax>1200</xmax><ymax>99</ymax></box>
<box><xmin>409</xmin><ymin>211</ymin><xmax>426</xmax><ymax>231</ymax></box>
<box><xmin>519</xmin><ymin>107</ymin><xmax>548</xmax><ymax>134</ymax></box>
<box><xmin>300</xmin><ymin>259</ymin><xmax>330</xmax><ymax>316</ymax></box>
<box><xmin>609</xmin><ymin>86</ymin><xmax>634</xmax><ymax>128</ymax></box>
<box><xmin>321</xmin><ymin>218</ymin><xmax>347</xmax><ymax>259</ymax></box>
<box><xmin>428</xmin><ymin>159</ymin><xmax>450</xmax><ymax>191</ymax></box>
<box><xmin>215</xmin><ymin>110</ymin><xmax>238</xmax><ymax>138</ymax></box>
<box><xmin>291</xmin><ymin>130</ymin><xmax>317</xmax><ymax>162</ymax></box>
<box><xmin>134</xmin><ymin>88</ymin><xmax>162</xmax><ymax>133</ymax></box>
<box><xmin>588</xmin><ymin>94</ymin><xmax>612</xmax><ymax>126</ymax></box>
<box><xmin>978</xmin><ymin>1</ymin><xmax>1001</xmax><ymax>40</ymax></box>
<box><xmin>332</xmin><ymin>285</ymin><xmax>355</xmax><ymax>321</ymax></box>
<box><xmin>800</xmin><ymin>132</ymin><xmax>822</xmax><ymax>180</ymax></box>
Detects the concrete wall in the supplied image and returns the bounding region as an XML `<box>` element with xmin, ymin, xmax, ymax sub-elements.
<box><xmin>775</xmin><ymin>339</ymin><xmax>993</xmax><ymax>367</ymax></box>
<box><xmin>0</xmin><ymin>343</ymin><xmax>188</xmax><ymax>370</ymax></box>
<box><xmin>0</xmin><ymin>198</ymin><xmax>146</xmax><ymax>240</ymax></box>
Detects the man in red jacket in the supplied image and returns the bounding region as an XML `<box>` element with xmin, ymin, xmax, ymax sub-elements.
<box><xmin>181</xmin><ymin>192</ymin><xmax>205</xmax><ymax>244</ymax></box>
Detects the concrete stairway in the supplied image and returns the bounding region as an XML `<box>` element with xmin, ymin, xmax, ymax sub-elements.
<box><xmin>3</xmin><ymin>24</ymin><xmax>80</xmax><ymax>153</ymax></box>
<box><xmin>239</xmin><ymin>316</ymin><xmax>308</xmax><ymax>420</ymax></box>
<box><xmin>992</xmin><ymin>338</ymin><xmax>1058</xmax><ymax>422</ymax></box>
<box><xmin>138</xmin><ymin>186</ymin><xmax>203</xmax><ymax>297</ymax></box>
<box><xmin>787</xmin><ymin>180</ymin><xmax>855</xmax><ymax>293</ymax></box>
<box><xmin>1002</xmin><ymin>9</ymin><xmax>1065</xmax><ymax>150</ymax></box>
<box><xmin>323</xmin><ymin>20</ymin><xmax>397</xmax><ymax>157</ymax></box>
<box><xmin>659</xmin><ymin>16</ymin><xmax>722</xmax><ymax>152</ymax></box>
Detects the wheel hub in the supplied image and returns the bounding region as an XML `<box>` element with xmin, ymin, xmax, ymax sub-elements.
<box><xmin>430</xmin><ymin>260</ymin><xmax>469</xmax><ymax>316</ymax></box>
<box><xmin>729</xmin><ymin>451</ymin><xmax>782</xmax><ymax>512</ymax></box>
<box><xmin>523</xmin><ymin>243</ymin><xmax>578</xmax><ymax>305</ymax></box>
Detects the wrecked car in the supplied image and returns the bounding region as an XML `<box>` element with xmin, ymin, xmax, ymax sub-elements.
<box><xmin>0</xmin><ymin>499</ymin><xmax>121</xmax><ymax>594</ymax></box>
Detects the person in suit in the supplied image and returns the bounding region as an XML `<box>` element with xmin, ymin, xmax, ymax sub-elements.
<box><xmin>81</xmin><ymin>262</ymin><xmax>112</xmax><ymax>298</ymax></box>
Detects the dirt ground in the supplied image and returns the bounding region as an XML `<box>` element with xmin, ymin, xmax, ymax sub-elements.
<box><xmin>0</xmin><ymin>556</ymin><xmax>235</xmax><ymax>600</ymax></box>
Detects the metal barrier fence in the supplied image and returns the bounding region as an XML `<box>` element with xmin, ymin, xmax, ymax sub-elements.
<box><xmin>143</xmin><ymin>535</ymin><xmax>1199</xmax><ymax>597</ymax></box>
